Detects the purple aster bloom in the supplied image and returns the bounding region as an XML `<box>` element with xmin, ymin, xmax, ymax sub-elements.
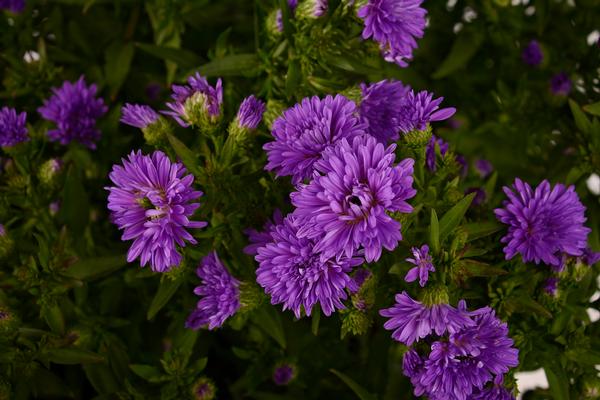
<box><xmin>255</xmin><ymin>216</ymin><xmax>363</xmax><ymax>318</ymax></box>
<box><xmin>243</xmin><ymin>209</ymin><xmax>284</xmax><ymax>256</ymax></box>
<box><xmin>580</xmin><ymin>247</ymin><xmax>600</xmax><ymax>266</ymax></box>
<box><xmin>106</xmin><ymin>150</ymin><xmax>207</xmax><ymax>272</ymax></box>
<box><xmin>291</xmin><ymin>135</ymin><xmax>416</xmax><ymax>262</ymax></box>
<box><xmin>550</xmin><ymin>72</ymin><xmax>572</xmax><ymax>96</ymax></box>
<box><xmin>164</xmin><ymin>72</ymin><xmax>223</xmax><ymax>127</ymax></box>
<box><xmin>235</xmin><ymin>95</ymin><xmax>266</xmax><ymax>130</ymax></box>
<box><xmin>470</xmin><ymin>376</ymin><xmax>515</xmax><ymax>400</ymax></box>
<box><xmin>474</xmin><ymin>159</ymin><xmax>493</xmax><ymax>178</ymax></box>
<box><xmin>405</xmin><ymin>244</ymin><xmax>435</xmax><ymax>287</ymax></box>
<box><xmin>186</xmin><ymin>251</ymin><xmax>240</xmax><ymax>330</ymax></box>
<box><xmin>0</xmin><ymin>107</ymin><xmax>28</xmax><ymax>147</ymax></box>
<box><xmin>120</xmin><ymin>104</ymin><xmax>160</xmax><ymax>129</ymax></box>
<box><xmin>543</xmin><ymin>277</ymin><xmax>559</xmax><ymax>296</ymax></box>
<box><xmin>494</xmin><ymin>179</ymin><xmax>590</xmax><ymax>267</ymax></box>
<box><xmin>275</xmin><ymin>9</ymin><xmax>284</xmax><ymax>32</ymax></box>
<box><xmin>398</xmin><ymin>90</ymin><xmax>456</xmax><ymax>133</ymax></box>
<box><xmin>522</xmin><ymin>40</ymin><xmax>543</xmax><ymax>66</ymax></box>
<box><xmin>145</xmin><ymin>82</ymin><xmax>162</xmax><ymax>102</ymax></box>
<box><xmin>38</xmin><ymin>77</ymin><xmax>107</xmax><ymax>149</ymax></box>
<box><xmin>359</xmin><ymin>79</ymin><xmax>411</xmax><ymax>143</ymax></box>
<box><xmin>465</xmin><ymin>187</ymin><xmax>486</xmax><ymax>206</ymax></box>
<box><xmin>403</xmin><ymin>348</ymin><xmax>424</xmax><ymax>379</ymax></box>
<box><xmin>264</xmin><ymin>95</ymin><xmax>365</xmax><ymax>185</ymax></box>
<box><xmin>379</xmin><ymin>292</ymin><xmax>474</xmax><ymax>346</ymax></box>
<box><xmin>351</xmin><ymin>268</ymin><xmax>372</xmax><ymax>292</ymax></box>
<box><xmin>426</xmin><ymin>135</ymin><xmax>449</xmax><ymax>172</ymax></box>
<box><xmin>357</xmin><ymin>0</ymin><xmax>426</xmax><ymax>67</ymax></box>
<box><xmin>273</xmin><ymin>363</ymin><xmax>296</xmax><ymax>385</ymax></box>
<box><xmin>0</xmin><ymin>0</ymin><xmax>25</xmax><ymax>13</ymax></box>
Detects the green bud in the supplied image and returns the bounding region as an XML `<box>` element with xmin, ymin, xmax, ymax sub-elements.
<box><xmin>340</xmin><ymin>86</ymin><xmax>362</xmax><ymax>105</ymax></box>
<box><xmin>0</xmin><ymin>307</ymin><xmax>19</xmax><ymax>336</ymax></box>
<box><xmin>238</xmin><ymin>282</ymin><xmax>264</xmax><ymax>312</ymax></box>
<box><xmin>191</xmin><ymin>376</ymin><xmax>216</xmax><ymax>400</ymax></box>
<box><xmin>38</xmin><ymin>158</ymin><xmax>64</xmax><ymax>186</ymax></box>
<box><xmin>583</xmin><ymin>376</ymin><xmax>600</xmax><ymax>399</ymax></box>
<box><xmin>164</xmin><ymin>261</ymin><xmax>188</xmax><ymax>281</ymax></box>
<box><xmin>420</xmin><ymin>285</ymin><xmax>449</xmax><ymax>306</ymax></box>
<box><xmin>266</xmin><ymin>9</ymin><xmax>283</xmax><ymax>40</ymax></box>
<box><xmin>7</xmin><ymin>174</ymin><xmax>28</xmax><ymax>189</ymax></box>
<box><xmin>402</xmin><ymin>125</ymin><xmax>432</xmax><ymax>149</ymax></box>
<box><xmin>296</xmin><ymin>0</ymin><xmax>328</xmax><ymax>20</ymax></box>
<box><xmin>142</xmin><ymin>117</ymin><xmax>172</xmax><ymax>146</ymax></box>
<box><xmin>263</xmin><ymin>99</ymin><xmax>286</xmax><ymax>130</ymax></box>
<box><xmin>183</xmin><ymin>93</ymin><xmax>221</xmax><ymax>131</ymax></box>
<box><xmin>340</xmin><ymin>308</ymin><xmax>372</xmax><ymax>339</ymax></box>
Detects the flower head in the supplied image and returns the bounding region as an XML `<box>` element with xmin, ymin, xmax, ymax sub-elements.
<box><xmin>243</xmin><ymin>209</ymin><xmax>284</xmax><ymax>256</ymax></box>
<box><xmin>494</xmin><ymin>179</ymin><xmax>590</xmax><ymax>266</ymax></box>
<box><xmin>550</xmin><ymin>72</ymin><xmax>572</xmax><ymax>96</ymax></box>
<box><xmin>580</xmin><ymin>247</ymin><xmax>600</xmax><ymax>266</ymax></box>
<box><xmin>0</xmin><ymin>0</ymin><xmax>25</xmax><ymax>13</ymax></box>
<box><xmin>398</xmin><ymin>90</ymin><xmax>456</xmax><ymax>134</ymax></box>
<box><xmin>38</xmin><ymin>76</ymin><xmax>107</xmax><ymax>149</ymax></box>
<box><xmin>121</xmin><ymin>104</ymin><xmax>160</xmax><ymax>129</ymax></box>
<box><xmin>522</xmin><ymin>40</ymin><xmax>543</xmax><ymax>66</ymax></box>
<box><xmin>255</xmin><ymin>216</ymin><xmax>363</xmax><ymax>318</ymax></box>
<box><xmin>273</xmin><ymin>363</ymin><xmax>297</xmax><ymax>385</ymax></box>
<box><xmin>405</xmin><ymin>244</ymin><xmax>435</xmax><ymax>287</ymax></box>
<box><xmin>0</xmin><ymin>107</ymin><xmax>28</xmax><ymax>147</ymax></box>
<box><xmin>235</xmin><ymin>95</ymin><xmax>266</xmax><ymax>130</ymax></box>
<box><xmin>426</xmin><ymin>134</ymin><xmax>449</xmax><ymax>172</ymax></box>
<box><xmin>264</xmin><ymin>95</ymin><xmax>365</xmax><ymax>185</ymax></box>
<box><xmin>470</xmin><ymin>376</ymin><xmax>515</xmax><ymax>400</ymax></box>
<box><xmin>543</xmin><ymin>277</ymin><xmax>559</xmax><ymax>296</ymax></box>
<box><xmin>465</xmin><ymin>187</ymin><xmax>487</xmax><ymax>206</ymax></box>
<box><xmin>186</xmin><ymin>251</ymin><xmax>240</xmax><ymax>330</ymax></box>
<box><xmin>291</xmin><ymin>135</ymin><xmax>416</xmax><ymax>262</ymax></box>
<box><xmin>164</xmin><ymin>72</ymin><xmax>223</xmax><ymax>127</ymax></box>
<box><xmin>379</xmin><ymin>292</ymin><xmax>474</xmax><ymax>346</ymax></box>
<box><xmin>297</xmin><ymin>0</ymin><xmax>328</xmax><ymax>18</ymax></box>
<box><xmin>474</xmin><ymin>159</ymin><xmax>493</xmax><ymax>178</ymax></box>
<box><xmin>359</xmin><ymin>79</ymin><xmax>411</xmax><ymax>143</ymax></box>
<box><xmin>191</xmin><ymin>377</ymin><xmax>217</xmax><ymax>400</ymax></box>
<box><xmin>357</xmin><ymin>0</ymin><xmax>426</xmax><ymax>67</ymax></box>
<box><xmin>106</xmin><ymin>150</ymin><xmax>207</xmax><ymax>272</ymax></box>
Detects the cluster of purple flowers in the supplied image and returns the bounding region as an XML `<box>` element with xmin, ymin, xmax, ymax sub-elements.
<box><xmin>0</xmin><ymin>0</ymin><xmax>25</xmax><ymax>13</ymax></box>
<box><xmin>0</xmin><ymin>107</ymin><xmax>28</xmax><ymax>147</ymax></box>
<box><xmin>381</xmin><ymin>292</ymin><xmax>519</xmax><ymax>399</ymax></box>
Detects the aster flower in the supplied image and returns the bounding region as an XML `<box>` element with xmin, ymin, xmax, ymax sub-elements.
<box><xmin>402</xmin><ymin>348</ymin><xmax>424</xmax><ymax>379</ymax></box>
<box><xmin>255</xmin><ymin>216</ymin><xmax>363</xmax><ymax>318</ymax></box>
<box><xmin>425</xmin><ymin>134</ymin><xmax>449</xmax><ymax>172</ymax></box>
<box><xmin>465</xmin><ymin>187</ymin><xmax>486</xmax><ymax>206</ymax></box>
<box><xmin>190</xmin><ymin>377</ymin><xmax>217</xmax><ymax>400</ymax></box>
<box><xmin>398</xmin><ymin>90</ymin><xmax>456</xmax><ymax>134</ymax></box>
<box><xmin>522</xmin><ymin>40</ymin><xmax>543</xmax><ymax>66</ymax></box>
<box><xmin>494</xmin><ymin>179</ymin><xmax>590</xmax><ymax>267</ymax></box>
<box><xmin>474</xmin><ymin>159</ymin><xmax>493</xmax><ymax>178</ymax></box>
<box><xmin>264</xmin><ymin>95</ymin><xmax>365</xmax><ymax>185</ymax></box>
<box><xmin>351</xmin><ymin>268</ymin><xmax>372</xmax><ymax>292</ymax></box>
<box><xmin>273</xmin><ymin>363</ymin><xmax>296</xmax><ymax>385</ymax></box>
<box><xmin>243</xmin><ymin>209</ymin><xmax>284</xmax><ymax>256</ymax></box>
<box><xmin>121</xmin><ymin>104</ymin><xmax>160</xmax><ymax>129</ymax></box>
<box><xmin>359</xmin><ymin>79</ymin><xmax>411</xmax><ymax>143</ymax></box>
<box><xmin>550</xmin><ymin>72</ymin><xmax>572</xmax><ymax>96</ymax></box>
<box><xmin>357</xmin><ymin>0</ymin><xmax>427</xmax><ymax>67</ymax></box>
<box><xmin>164</xmin><ymin>72</ymin><xmax>223</xmax><ymax>127</ymax></box>
<box><xmin>38</xmin><ymin>76</ymin><xmax>107</xmax><ymax>149</ymax></box>
<box><xmin>405</xmin><ymin>244</ymin><xmax>435</xmax><ymax>287</ymax></box>
<box><xmin>186</xmin><ymin>251</ymin><xmax>240</xmax><ymax>330</ymax></box>
<box><xmin>470</xmin><ymin>376</ymin><xmax>515</xmax><ymax>400</ymax></box>
<box><xmin>297</xmin><ymin>0</ymin><xmax>327</xmax><ymax>18</ymax></box>
<box><xmin>0</xmin><ymin>107</ymin><xmax>28</xmax><ymax>147</ymax></box>
<box><xmin>291</xmin><ymin>135</ymin><xmax>416</xmax><ymax>262</ymax></box>
<box><xmin>379</xmin><ymin>292</ymin><xmax>474</xmax><ymax>346</ymax></box>
<box><xmin>234</xmin><ymin>95</ymin><xmax>266</xmax><ymax>130</ymax></box>
<box><xmin>0</xmin><ymin>0</ymin><xmax>25</xmax><ymax>13</ymax></box>
<box><xmin>579</xmin><ymin>247</ymin><xmax>600</xmax><ymax>266</ymax></box>
<box><xmin>106</xmin><ymin>150</ymin><xmax>207</xmax><ymax>272</ymax></box>
<box><xmin>543</xmin><ymin>277</ymin><xmax>558</xmax><ymax>296</ymax></box>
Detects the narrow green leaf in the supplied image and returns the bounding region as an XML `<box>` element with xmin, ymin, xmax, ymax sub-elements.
<box><xmin>136</xmin><ymin>43</ymin><xmax>203</xmax><ymax>68</ymax></box>
<box><xmin>42</xmin><ymin>304</ymin><xmax>65</xmax><ymax>335</ymax></box>
<box><xmin>83</xmin><ymin>364</ymin><xmax>119</xmax><ymax>395</ymax></box>
<box><xmin>429</xmin><ymin>209</ymin><xmax>440</xmax><ymax>254</ymax></box>
<box><xmin>166</xmin><ymin>133</ymin><xmax>202</xmax><ymax>176</ymax></box>
<box><xmin>147</xmin><ymin>277</ymin><xmax>183</xmax><ymax>320</ymax></box>
<box><xmin>432</xmin><ymin>30</ymin><xmax>483</xmax><ymax>79</ymax></box>
<box><xmin>129</xmin><ymin>364</ymin><xmax>162</xmax><ymax>381</ymax></box>
<box><xmin>60</xmin><ymin>166</ymin><xmax>90</xmax><ymax>235</ymax></box>
<box><xmin>46</xmin><ymin>348</ymin><xmax>104</xmax><ymax>365</ymax></box>
<box><xmin>311</xmin><ymin>306</ymin><xmax>320</xmax><ymax>336</ymax></box>
<box><xmin>458</xmin><ymin>260</ymin><xmax>507</xmax><ymax>277</ymax></box>
<box><xmin>569</xmin><ymin>99</ymin><xmax>591</xmax><ymax>134</ymax></box>
<box><xmin>505</xmin><ymin>295</ymin><xmax>552</xmax><ymax>319</ymax></box>
<box><xmin>62</xmin><ymin>255</ymin><xmax>127</xmax><ymax>281</ymax></box>
<box><xmin>543</xmin><ymin>363</ymin><xmax>570</xmax><ymax>400</ymax></box>
<box><xmin>463</xmin><ymin>221</ymin><xmax>503</xmax><ymax>242</ymax></box>
<box><xmin>191</xmin><ymin>357</ymin><xmax>208</xmax><ymax>373</ymax></box>
<box><xmin>105</xmin><ymin>42</ymin><xmax>135</xmax><ymax>98</ymax></box>
<box><xmin>583</xmin><ymin>101</ymin><xmax>600</xmax><ymax>117</ymax></box>
<box><xmin>439</xmin><ymin>193</ymin><xmax>475</xmax><ymax>242</ymax></box>
<box><xmin>330</xmin><ymin>369</ymin><xmax>378</xmax><ymax>400</ymax></box>
<box><xmin>285</xmin><ymin>59</ymin><xmax>301</xmax><ymax>97</ymax></box>
<box><xmin>566</xmin><ymin>349</ymin><xmax>600</xmax><ymax>366</ymax></box>
<box><xmin>483</xmin><ymin>171</ymin><xmax>498</xmax><ymax>199</ymax></box>
<box><xmin>186</xmin><ymin>53</ymin><xmax>259</xmax><ymax>78</ymax></box>
<box><xmin>252</xmin><ymin>306</ymin><xmax>286</xmax><ymax>348</ymax></box>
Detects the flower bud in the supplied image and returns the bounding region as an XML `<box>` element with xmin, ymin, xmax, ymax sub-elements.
<box><xmin>273</xmin><ymin>362</ymin><xmax>297</xmax><ymax>385</ymax></box>
<box><xmin>38</xmin><ymin>158</ymin><xmax>63</xmax><ymax>186</ymax></box>
<box><xmin>191</xmin><ymin>377</ymin><xmax>216</xmax><ymax>400</ymax></box>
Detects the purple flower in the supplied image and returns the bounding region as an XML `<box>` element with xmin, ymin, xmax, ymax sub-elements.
<box><xmin>522</xmin><ymin>40</ymin><xmax>543</xmax><ymax>66</ymax></box>
<box><xmin>359</xmin><ymin>79</ymin><xmax>411</xmax><ymax>143</ymax></box>
<box><xmin>164</xmin><ymin>72</ymin><xmax>223</xmax><ymax>127</ymax></box>
<box><xmin>49</xmin><ymin>201</ymin><xmax>60</xmax><ymax>216</ymax></box>
<box><xmin>264</xmin><ymin>95</ymin><xmax>365</xmax><ymax>185</ymax></box>
<box><xmin>405</xmin><ymin>244</ymin><xmax>435</xmax><ymax>287</ymax></box>
<box><xmin>474</xmin><ymin>159</ymin><xmax>493</xmax><ymax>178</ymax></box>
<box><xmin>550</xmin><ymin>72</ymin><xmax>572</xmax><ymax>96</ymax></box>
<box><xmin>38</xmin><ymin>77</ymin><xmax>107</xmax><ymax>149</ymax></box>
<box><xmin>351</xmin><ymin>268</ymin><xmax>372</xmax><ymax>292</ymax></box>
<box><xmin>106</xmin><ymin>150</ymin><xmax>207</xmax><ymax>272</ymax></box>
<box><xmin>379</xmin><ymin>292</ymin><xmax>474</xmax><ymax>346</ymax></box>
<box><xmin>120</xmin><ymin>104</ymin><xmax>160</xmax><ymax>129</ymax></box>
<box><xmin>235</xmin><ymin>95</ymin><xmax>266</xmax><ymax>130</ymax></box>
<box><xmin>298</xmin><ymin>0</ymin><xmax>328</xmax><ymax>17</ymax></box>
<box><xmin>357</xmin><ymin>0</ymin><xmax>427</xmax><ymax>67</ymax></box>
<box><xmin>255</xmin><ymin>216</ymin><xmax>363</xmax><ymax>318</ymax></box>
<box><xmin>0</xmin><ymin>0</ymin><xmax>25</xmax><ymax>13</ymax></box>
<box><xmin>243</xmin><ymin>209</ymin><xmax>284</xmax><ymax>256</ymax></box>
<box><xmin>426</xmin><ymin>135</ymin><xmax>449</xmax><ymax>172</ymax></box>
<box><xmin>580</xmin><ymin>247</ymin><xmax>600</xmax><ymax>266</ymax></box>
<box><xmin>275</xmin><ymin>9</ymin><xmax>284</xmax><ymax>32</ymax></box>
<box><xmin>402</xmin><ymin>348</ymin><xmax>424</xmax><ymax>378</ymax></box>
<box><xmin>543</xmin><ymin>277</ymin><xmax>559</xmax><ymax>296</ymax></box>
<box><xmin>186</xmin><ymin>251</ymin><xmax>240</xmax><ymax>330</ymax></box>
<box><xmin>291</xmin><ymin>135</ymin><xmax>416</xmax><ymax>262</ymax></box>
<box><xmin>191</xmin><ymin>377</ymin><xmax>216</xmax><ymax>400</ymax></box>
<box><xmin>455</xmin><ymin>154</ymin><xmax>468</xmax><ymax>178</ymax></box>
<box><xmin>494</xmin><ymin>179</ymin><xmax>590</xmax><ymax>267</ymax></box>
<box><xmin>465</xmin><ymin>187</ymin><xmax>486</xmax><ymax>206</ymax></box>
<box><xmin>470</xmin><ymin>376</ymin><xmax>515</xmax><ymax>400</ymax></box>
<box><xmin>273</xmin><ymin>363</ymin><xmax>296</xmax><ymax>385</ymax></box>
<box><xmin>398</xmin><ymin>90</ymin><xmax>456</xmax><ymax>133</ymax></box>
<box><xmin>0</xmin><ymin>107</ymin><xmax>28</xmax><ymax>147</ymax></box>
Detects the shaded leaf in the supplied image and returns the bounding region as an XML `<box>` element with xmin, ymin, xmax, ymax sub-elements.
<box><xmin>429</xmin><ymin>209</ymin><xmax>440</xmax><ymax>254</ymax></box>
<box><xmin>432</xmin><ymin>31</ymin><xmax>484</xmax><ymax>79</ymax></box>
<box><xmin>330</xmin><ymin>369</ymin><xmax>378</xmax><ymax>400</ymax></box>
<box><xmin>46</xmin><ymin>348</ymin><xmax>104</xmax><ymax>365</ymax></box>
<box><xmin>569</xmin><ymin>99</ymin><xmax>591</xmax><ymax>134</ymax></box>
<box><xmin>439</xmin><ymin>193</ymin><xmax>475</xmax><ymax>242</ymax></box>
<box><xmin>583</xmin><ymin>101</ymin><xmax>600</xmax><ymax>116</ymax></box>
<box><xmin>166</xmin><ymin>133</ymin><xmax>202</xmax><ymax>176</ymax></box>
<box><xmin>252</xmin><ymin>306</ymin><xmax>286</xmax><ymax>348</ymax></box>
<box><xmin>62</xmin><ymin>255</ymin><xmax>127</xmax><ymax>281</ymax></box>
<box><xmin>458</xmin><ymin>260</ymin><xmax>507</xmax><ymax>277</ymax></box>
<box><xmin>147</xmin><ymin>277</ymin><xmax>183</xmax><ymax>320</ymax></box>
<box><xmin>463</xmin><ymin>221</ymin><xmax>503</xmax><ymax>242</ymax></box>
<box><xmin>136</xmin><ymin>42</ymin><xmax>203</xmax><ymax>68</ymax></box>
<box><xmin>129</xmin><ymin>364</ymin><xmax>162</xmax><ymax>381</ymax></box>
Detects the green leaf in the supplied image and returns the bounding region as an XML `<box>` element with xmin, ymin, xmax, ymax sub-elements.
<box><xmin>285</xmin><ymin>58</ymin><xmax>301</xmax><ymax>97</ymax></box>
<box><xmin>543</xmin><ymin>361</ymin><xmax>570</xmax><ymax>400</ymax></box>
<box><xmin>166</xmin><ymin>133</ymin><xmax>202</xmax><ymax>176</ymax></box>
<box><xmin>458</xmin><ymin>260</ymin><xmax>507</xmax><ymax>277</ymax></box>
<box><xmin>432</xmin><ymin>30</ymin><xmax>483</xmax><ymax>79</ymax></box>
<box><xmin>463</xmin><ymin>221</ymin><xmax>503</xmax><ymax>242</ymax></box>
<box><xmin>136</xmin><ymin>42</ymin><xmax>203</xmax><ymax>68</ymax></box>
<box><xmin>147</xmin><ymin>277</ymin><xmax>183</xmax><ymax>320</ymax></box>
<box><xmin>330</xmin><ymin>369</ymin><xmax>378</xmax><ymax>400</ymax></box>
<box><xmin>566</xmin><ymin>348</ymin><xmax>600</xmax><ymax>366</ymax></box>
<box><xmin>42</xmin><ymin>304</ymin><xmax>65</xmax><ymax>335</ymax></box>
<box><xmin>46</xmin><ymin>348</ymin><xmax>105</xmax><ymax>365</ymax></box>
<box><xmin>186</xmin><ymin>53</ymin><xmax>259</xmax><ymax>78</ymax></box>
<box><xmin>252</xmin><ymin>306</ymin><xmax>286</xmax><ymax>348</ymax></box>
<box><xmin>60</xmin><ymin>165</ymin><xmax>90</xmax><ymax>235</ymax></box>
<box><xmin>83</xmin><ymin>364</ymin><xmax>119</xmax><ymax>395</ymax></box>
<box><xmin>191</xmin><ymin>357</ymin><xmax>208</xmax><ymax>373</ymax></box>
<box><xmin>129</xmin><ymin>364</ymin><xmax>162</xmax><ymax>381</ymax></box>
<box><xmin>439</xmin><ymin>193</ymin><xmax>475</xmax><ymax>242</ymax></box>
<box><xmin>505</xmin><ymin>295</ymin><xmax>552</xmax><ymax>319</ymax></box>
<box><xmin>569</xmin><ymin>99</ymin><xmax>591</xmax><ymax>134</ymax></box>
<box><xmin>104</xmin><ymin>42</ymin><xmax>135</xmax><ymax>98</ymax></box>
<box><xmin>311</xmin><ymin>306</ymin><xmax>320</xmax><ymax>336</ymax></box>
<box><xmin>429</xmin><ymin>209</ymin><xmax>440</xmax><ymax>254</ymax></box>
<box><xmin>583</xmin><ymin>101</ymin><xmax>600</xmax><ymax>117</ymax></box>
<box><xmin>62</xmin><ymin>255</ymin><xmax>127</xmax><ymax>281</ymax></box>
